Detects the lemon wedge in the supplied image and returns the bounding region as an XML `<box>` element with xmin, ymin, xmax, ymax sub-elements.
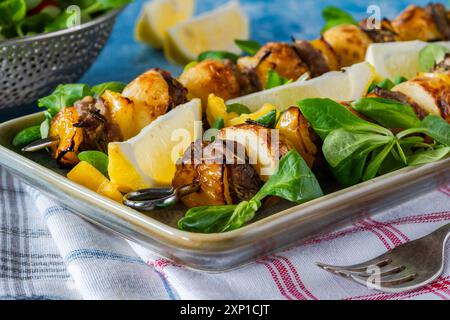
<box><xmin>108</xmin><ymin>99</ymin><xmax>202</xmax><ymax>193</ymax></box>
<box><xmin>366</xmin><ymin>40</ymin><xmax>450</xmax><ymax>80</ymax></box>
<box><xmin>163</xmin><ymin>1</ymin><xmax>249</xmax><ymax>65</ymax></box>
<box><xmin>135</xmin><ymin>0</ymin><xmax>195</xmax><ymax>49</ymax></box>
<box><xmin>227</xmin><ymin>62</ymin><xmax>376</xmax><ymax>112</ymax></box>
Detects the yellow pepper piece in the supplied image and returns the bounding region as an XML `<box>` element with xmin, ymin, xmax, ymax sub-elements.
<box><xmin>227</xmin><ymin>103</ymin><xmax>279</xmax><ymax>127</ymax></box>
<box><xmin>206</xmin><ymin>94</ymin><xmax>280</xmax><ymax>128</ymax></box>
<box><xmin>67</xmin><ymin>161</ymin><xmax>123</xmax><ymax>203</ymax></box>
<box><xmin>206</xmin><ymin>94</ymin><xmax>238</xmax><ymax>127</ymax></box>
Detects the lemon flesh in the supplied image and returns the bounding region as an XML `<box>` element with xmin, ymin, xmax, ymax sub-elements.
<box><xmin>135</xmin><ymin>0</ymin><xmax>195</xmax><ymax>49</ymax></box>
<box><xmin>366</xmin><ymin>40</ymin><xmax>450</xmax><ymax>80</ymax></box>
<box><xmin>227</xmin><ymin>62</ymin><xmax>375</xmax><ymax>112</ymax></box>
<box><xmin>164</xmin><ymin>1</ymin><xmax>249</xmax><ymax>65</ymax></box>
<box><xmin>108</xmin><ymin>99</ymin><xmax>202</xmax><ymax>193</ymax></box>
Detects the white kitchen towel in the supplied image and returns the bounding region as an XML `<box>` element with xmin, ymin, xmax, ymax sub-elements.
<box><xmin>1</xmin><ymin>165</ymin><xmax>449</xmax><ymax>300</ymax></box>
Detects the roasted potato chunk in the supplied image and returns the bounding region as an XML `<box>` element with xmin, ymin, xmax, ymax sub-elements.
<box><xmin>238</xmin><ymin>42</ymin><xmax>310</xmax><ymax>89</ymax></box>
<box><xmin>178</xmin><ymin>59</ymin><xmax>247</xmax><ymax>108</ymax></box>
<box><xmin>103</xmin><ymin>68</ymin><xmax>187</xmax><ymax>140</ymax></box>
<box><xmin>391</xmin><ymin>5</ymin><xmax>442</xmax><ymax>41</ymax></box>
<box><xmin>49</xmin><ymin>107</ymin><xmax>84</xmax><ymax>167</ymax></box>
<box><xmin>173</xmin><ymin>140</ymin><xmax>262</xmax><ymax>208</ymax></box>
<box><xmin>322</xmin><ymin>24</ymin><xmax>372</xmax><ymax>67</ymax></box>
<box><xmin>276</xmin><ymin>107</ymin><xmax>319</xmax><ymax>168</ymax></box>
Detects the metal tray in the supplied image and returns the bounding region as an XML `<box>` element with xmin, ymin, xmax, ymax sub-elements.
<box><xmin>1</xmin><ymin>112</ymin><xmax>449</xmax><ymax>271</ymax></box>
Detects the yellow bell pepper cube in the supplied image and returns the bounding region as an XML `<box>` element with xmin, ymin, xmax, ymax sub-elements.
<box><xmin>67</xmin><ymin>161</ymin><xmax>123</xmax><ymax>203</ymax></box>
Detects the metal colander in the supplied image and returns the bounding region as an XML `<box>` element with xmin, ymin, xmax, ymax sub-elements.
<box><xmin>0</xmin><ymin>9</ymin><xmax>121</xmax><ymax>112</ymax></box>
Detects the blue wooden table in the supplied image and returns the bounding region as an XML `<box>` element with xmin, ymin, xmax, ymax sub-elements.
<box><xmin>1</xmin><ymin>0</ymin><xmax>440</xmax><ymax>121</ymax></box>
<box><xmin>81</xmin><ymin>0</ymin><xmax>437</xmax><ymax>86</ymax></box>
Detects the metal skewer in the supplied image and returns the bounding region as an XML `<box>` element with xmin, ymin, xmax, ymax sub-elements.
<box><xmin>21</xmin><ymin>136</ymin><xmax>60</xmax><ymax>152</ymax></box>
<box><xmin>123</xmin><ymin>183</ymin><xmax>200</xmax><ymax>211</ymax></box>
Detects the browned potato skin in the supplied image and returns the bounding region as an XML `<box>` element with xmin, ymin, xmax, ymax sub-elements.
<box><xmin>238</xmin><ymin>42</ymin><xmax>310</xmax><ymax>89</ymax></box>
<box><xmin>309</xmin><ymin>38</ymin><xmax>341</xmax><ymax>71</ymax></box>
<box><xmin>178</xmin><ymin>59</ymin><xmax>243</xmax><ymax>108</ymax></box>
<box><xmin>49</xmin><ymin>107</ymin><xmax>84</xmax><ymax>167</ymax></box>
<box><xmin>173</xmin><ymin>161</ymin><xmax>227</xmax><ymax>208</ymax></box>
<box><xmin>322</xmin><ymin>24</ymin><xmax>372</xmax><ymax>67</ymax></box>
<box><xmin>276</xmin><ymin>107</ymin><xmax>318</xmax><ymax>168</ymax></box>
<box><xmin>391</xmin><ymin>5</ymin><xmax>442</xmax><ymax>41</ymax></box>
<box><xmin>172</xmin><ymin>140</ymin><xmax>262</xmax><ymax>208</ymax></box>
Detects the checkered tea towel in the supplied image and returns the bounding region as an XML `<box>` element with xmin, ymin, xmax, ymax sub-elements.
<box><xmin>0</xmin><ymin>165</ymin><xmax>449</xmax><ymax>300</ymax></box>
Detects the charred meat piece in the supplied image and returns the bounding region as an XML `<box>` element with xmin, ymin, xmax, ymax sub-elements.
<box><xmin>309</xmin><ymin>38</ymin><xmax>341</xmax><ymax>71</ymax></box>
<box><xmin>172</xmin><ymin>140</ymin><xmax>263</xmax><ymax>208</ymax></box>
<box><xmin>432</xmin><ymin>53</ymin><xmax>450</xmax><ymax>73</ymax></box>
<box><xmin>426</xmin><ymin>3</ymin><xmax>450</xmax><ymax>41</ymax></box>
<box><xmin>178</xmin><ymin>59</ymin><xmax>250</xmax><ymax>108</ymax></box>
<box><xmin>359</xmin><ymin>18</ymin><xmax>399</xmax><ymax>43</ymax></box>
<box><xmin>237</xmin><ymin>42</ymin><xmax>310</xmax><ymax>89</ymax></box>
<box><xmin>322</xmin><ymin>24</ymin><xmax>372</xmax><ymax>67</ymax></box>
<box><xmin>292</xmin><ymin>40</ymin><xmax>330</xmax><ymax>78</ymax></box>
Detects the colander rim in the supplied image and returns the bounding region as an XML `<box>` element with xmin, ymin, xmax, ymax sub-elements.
<box><xmin>0</xmin><ymin>7</ymin><xmax>123</xmax><ymax>46</ymax></box>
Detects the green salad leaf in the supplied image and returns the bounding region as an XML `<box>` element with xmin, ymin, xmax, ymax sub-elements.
<box><xmin>351</xmin><ymin>98</ymin><xmax>421</xmax><ymax>129</ymax></box>
<box><xmin>297</xmin><ymin>98</ymin><xmax>390</xmax><ymax>139</ymax></box>
<box><xmin>91</xmin><ymin>81</ymin><xmax>126</xmax><ymax>97</ymax></box>
<box><xmin>38</xmin><ymin>83</ymin><xmax>92</xmax><ymax>115</ymax></box>
<box><xmin>211</xmin><ymin>117</ymin><xmax>225</xmax><ymax>130</ymax></box>
<box><xmin>12</xmin><ymin>125</ymin><xmax>41</xmax><ymax>147</ymax></box>
<box><xmin>265</xmin><ymin>69</ymin><xmax>291</xmax><ymax>90</ymax></box>
<box><xmin>253</xmin><ymin>109</ymin><xmax>278</xmax><ymax>128</ymax></box>
<box><xmin>0</xmin><ymin>0</ymin><xmax>131</xmax><ymax>40</ymax></box>
<box><xmin>323</xmin><ymin>129</ymin><xmax>393</xmax><ymax>168</ymax></box>
<box><xmin>299</xmin><ymin>98</ymin><xmax>450</xmax><ymax>187</ymax></box>
<box><xmin>397</xmin><ymin>115</ymin><xmax>450</xmax><ymax>146</ymax></box>
<box><xmin>234</xmin><ymin>39</ymin><xmax>262</xmax><ymax>55</ymax></box>
<box><xmin>226</xmin><ymin>103</ymin><xmax>251</xmax><ymax>115</ymax></box>
<box><xmin>253</xmin><ymin>150</ymin><xmax>324</xmax><ymax>203</ymax></box>
<box><xmin>407</xmin><ymin>147</ymin><xmax>450</xmax><ymax>166</ymax></box>
<box><xmin>362</xmin><ymin>140</ymin><xmax>396</xmax><ymax>181</ymax></box>
<box><xmin>0</xmin><ymin>0</ymin><xmax>26</xmax><ymax>26</ymax></box>
<box><xmin>419</xmin><ymin>44</ymin><xmax>449</xmax><ymax>72</ymax></box>
<box><xmin>177</xmin><ymin>205</ymin><xmax>237</xmax><ymax>234</ymax></box>
<box><xmin>39</xmin><ymin>110</ymin><xmax>52</xmax><ymax>139</ymax></box>
<box><xmin>198</xmin><ymin>51</ymin><xmax>240</xmax><ymax>63</ymax></box>
<box><xmin>321</xmin><ymin>6</ymin><xmax>357</xmax><ymax>33</ymax></box>
<box><xmin>78</xmin><ymin>151</ymin><xmax>109</xmax><ymax>176</ymax></box>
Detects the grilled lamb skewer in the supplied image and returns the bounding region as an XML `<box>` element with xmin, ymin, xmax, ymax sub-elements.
<box><xmin>39</xmin><ymin>2</ymin><xmax>450</xmax><ymax>168</ymax></box>
<box><xmin>177</xmin><ymin>2</ymin><xmax>450</xmax><ymax>103</ymax></box>
<box><xmin>48</xmin><ymin>69</ymin><xmax>187</xmax><ymax>166</ymax></box>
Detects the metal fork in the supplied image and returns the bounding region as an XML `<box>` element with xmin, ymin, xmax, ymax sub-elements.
<box><xmin>316</xmin><ymin>223</ymin><xmax>450</xmax><ymax>293</ymax></box>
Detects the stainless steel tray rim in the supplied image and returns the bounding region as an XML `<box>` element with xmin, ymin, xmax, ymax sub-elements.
<box><xmin>1</xmin><ymin>112</ymin><xmax>449</xmax><ymax>254</ymax></box>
